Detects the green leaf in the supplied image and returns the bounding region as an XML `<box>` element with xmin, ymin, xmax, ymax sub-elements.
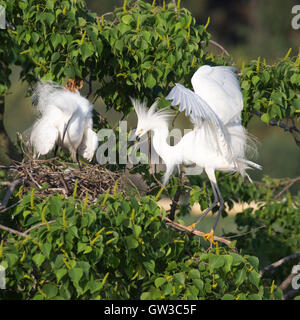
<box><xmin>261</xmin><ymin>112</ymin><xmax>270</xmax><ymax>124</ymax></box>
<box><xmin>192</xmin><ymin>278</ymin><xmax>204</xmax><ymax>291</ymax></box>
<box><xmin>223</xmin><ymin>255</ymin><xmax>233</xmax><ymax>274</ymax></box>
<box><xmin>51</xmin><ymin>34</ymin><xmax>61</xmax><ymax>49</ymax></box>
<box><xmin>174</xmin><ymin>272</ymin><xmax>185</xmax><ymax>286</ymax></box>
<box><xmin>154</xmin><ymin>277</ymin><xmax>166</xmax><ymax>288</ymax></box>
<box><xmin>125</xmin><ymin>236</ymin><xmax>139</xmax><ymax>249</ymax></box>
<box><xmin>140</xmin><ymin>292</ymin><xmax>152</xmax><ymax>300</ymax></box>
<box><xmin>221</xmin><ymin>294</ymin><xmax>235</xmax><ymax>300</ymax></box>
<box><xmin>118</xmin><ymin>23</ymin><xmax>131</xmax><ymax>34</ymax></box>
<box><xmin>121</xmin><ymin>15</ymin><xmax>134</xmax><ymax>25</ymax></box>
<box><xmin>42</xmin><ymin>284</ymin><xmax>58</xmax><ymax>299</ymax></box>
<box><xmin>249</xmin><ymin>270</ymin><xmax>260</xmax><ymax>289</ymax></box>
<box><xmin>33</xmin><ymin>253</ymin><xmax>45</xmax><ymax>267</ymax></box>
<box><xmin>145</xmin><ymin>73</ymin><xmax>156</xmax><ymax>89</ymax></box>
<box><xmin>51</xmin><ymin>52</ymin><xmax>60</xmax><ymax>63</ymax></box>
<box><xmin>189</xmin><ymin>269</ymin><xmax>200</xmax><ymax>279</ymax></box>
<box><xmin>45</xmin><ymin>13</ymin><xmax>55</xmax><ymax>26</ymax></box>
<box><xmin>68</xmin><ymin>268</ymin><xmax>83</xmax><ymax>283</ymax></box>
<box><xmin>209</xmin><ymin>255</ymin><xmax>224</xmax><ymax>271</ymax></box>
<box><xmin>143</xmin><ymin>260</ymin><xmax>155</xmax><ymax>274</ymax></box>
<box><xmin>56</xmin><ymin>268</ymin><xmax>67</xmax><ymax>282</ymax></box>
<box><xmin>80</xmin><ymin>43</ymin><xmax>94</xmax><ymax>62</ymax></box>
<box><xmin>41</xmin><ymin>243</ymin><xmax>51</xmax><ymax>258</ymax></box>
<box><xmin>252</xmin><ymin>75</ymin><xmax>260</xmax><ymax>85</ymax></box>
<box><xmin>235</xmin><ymin>269</ymin><xmax>247</xmax><ymax>287</ymax></box>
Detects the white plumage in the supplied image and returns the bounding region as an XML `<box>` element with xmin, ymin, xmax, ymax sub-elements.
<box><xmin>133</xmin><ymin>65</ymin><xmax>261</xmax><ymax>243</ymax></box>
<box><xmin>29</xmin><ymin>81</ymin><xmax>98</xmax><ymax>163</ymax></box>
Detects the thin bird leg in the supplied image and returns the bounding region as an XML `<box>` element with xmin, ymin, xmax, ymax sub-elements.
<box><xmin>202</xmin><ymin>181</ymin><xmax>224</xmax><ymax>247</ymax></box>
<box><xmin>212</xmin><ymin>182</ymin><xmax>225</xmax><ymax>232</ymax></box>
<box><xmin>53</xmin><ymin>144</ymin><xmax>59</xmax><ymax>158</ymax></box>
<box><xmin>199</xmin><ymin>168</ymin><xmax>221</xmax><ymax>246</ymax></box>
<box><xmin>187</xmin><ymin>180</ymin><xmax>219</xmax><ymax>230</ymax></box>
<box><xmin>76</xmin><ymin>149</ymin><xmax>82</xmax><ymax>171</ymax></box>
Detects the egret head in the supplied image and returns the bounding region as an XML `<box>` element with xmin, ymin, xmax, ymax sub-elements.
<box><xmin>131</xmin><ymin>98</ymin><xmax>172</xmax><ymax>139</ymax></box>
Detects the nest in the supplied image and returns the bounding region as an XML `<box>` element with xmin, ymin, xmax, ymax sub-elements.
<box><xmin>5</xmin><ymin>158</ymin><xmax>127</xmax><ymax>204</ymax></box>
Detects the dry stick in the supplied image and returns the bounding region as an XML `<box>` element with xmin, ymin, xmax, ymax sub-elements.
<box><xmin>223</xmin><ymin>225</ymin><xmax>266</xmax><ymax>239</ymax></box>
<box><xmin>274</xmin><ymin>176</ymin><xmax>300</xmax><ymax>200</ymax></box>
<box><xmin>260</xmin><ymin>252</ymin><xmax>300</xmax><ymax>276</ymax></box>
<box><xmin>24</xmin><ymin>165</ymin><xmax>42</xmax><ymax>189</ymax></box>
<box><xmin>0</xmin><ymin>178</ymin><xmax>23</xmax><ymax>209</ymax></box>
<box><xmin>0</xmin><ymin>224</ymin><xmax>27</xmax><ymax>238</ymax></box>
<box><xmin>279</xmin><ymin>264</ymin><xmax>300</xmax><ymax>291</ymax></box>
<box><xmin>201</xmin><ymin>39</ymin><xmax>231</xmax><ymax>56</ymax></box>
<box><xmin>24</xmin><ymin>220</ymin><xmax>56</xmax><ymax>235</ymax></box>
<box><xmin>163</xmin><ymin>216</ymin><xmax>233</xmax><ymax>247</ymax></box>
<box><xmin>0</xmin><ymin>220</ymin><xmax>57</xmax><ymax>238</ymax></box>
<box><xmin>0</xmin><ymin>200</ymin><xmax>22</xmax><ymax>214</ymax></box>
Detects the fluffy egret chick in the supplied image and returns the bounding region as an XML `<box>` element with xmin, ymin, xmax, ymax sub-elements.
<box><xmin>133</xmin><ymin>65</ymin><xmax>261</xmax><ymax>245</ymax></box>
<box><xmin>29</xmin><ymin>81</ymin><xmax>98</xmax><ymax>163</ymax></box>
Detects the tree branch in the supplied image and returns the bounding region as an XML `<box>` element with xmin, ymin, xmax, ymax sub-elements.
<box><xmin>254</xmin><ymin>110</ymin><xmax>300</xmax><ymax>147</ymax></box>
<box><xmin>260</xmin><ymin>252</ymin><xmax>300</xmax><ymax>276</ymax></box>
<box><xmin>163</xmin><ymin>216</ymin><xmax>234</xmax><ymax>248</ymax></box>
<box><xmin>0</xmin><ymin>178</ymin><xmax>23</xmax><ymax>210</ymax></box>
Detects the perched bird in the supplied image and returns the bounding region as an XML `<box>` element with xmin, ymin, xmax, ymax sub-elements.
<box><xmin>29</xmin><ymin>81</ymin><xmax>98</xmax><ymax>165</ymax></box>
<box><xmin>133</xmin><ymin>65</ymin><xmax>261</xmax><ymax>244</ymax></box>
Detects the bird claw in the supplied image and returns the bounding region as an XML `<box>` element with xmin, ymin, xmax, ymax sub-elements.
<box><xmin>202</xmin><ymin>229</ymin><xmax>217</xmax><ymax>245</ymax></box>
<box><xmin>186</xmin><ymin>223</ymin><xmax>197</xmax><ymax>231</ymax></box>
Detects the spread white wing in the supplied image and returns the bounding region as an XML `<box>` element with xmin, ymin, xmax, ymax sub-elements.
<box><xmin>166</xmin><ymin>83</ymin><xmax>233</xmax><ymax>160</ymax></box>
<box><xmin>191</xmin><ymin>66</ymin><xmax>243</xmax><ymax>124</ymax></box>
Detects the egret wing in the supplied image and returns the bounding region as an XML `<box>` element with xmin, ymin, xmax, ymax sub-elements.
<box><xmin>78</xmin><ymin>117</ymin><xmax>98</xmax><ymax>162</ymax></box>
<box><xmin>166</xmin><ymin>83</ymin><xmax>233</xmax><ymax>160</ymax></box>
<box><xmin>30</xmin><ymin>118</ymin><xmax>59</xmax><ymax>157</ymax></box>
<box><xmin>191</xmin><ymin>66</ymin><xmax>243</xmax><ymax>124</ymax></box>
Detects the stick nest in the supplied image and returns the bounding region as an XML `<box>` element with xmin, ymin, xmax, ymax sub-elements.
<box><xmin>7</xmin><ymin>158</ymin><xmax>126</xmax><ymax>204</ymax></box>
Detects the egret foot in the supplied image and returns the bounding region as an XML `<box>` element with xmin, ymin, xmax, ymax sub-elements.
<box><xmin>186</xmin><ymin>223</ymin><xmax>197</xmax><ymax>231</ymax></box>
<box><xmin>202</xmin><ymin>229</ymin><xmax>217</xmax><ymax>245</ymax></box>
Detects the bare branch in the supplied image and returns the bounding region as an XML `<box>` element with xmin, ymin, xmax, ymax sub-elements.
<box><xmin>254</xmin><ymin>110</ymin><xmax>300</xmax><ymax>147</ymax></box>
<box><xmin>163</xmin><ymin>216</ymin><xmax>234</xmax><ymax>248</ymax></box>
<box><xmin>24</xmin><ymin>220</ymin><xmax>56</xmax><ymax>235</ymax></box>
<box><xmin>0</xmin><ymin>178</ymin><xmax>23</xmax><ymax>210</ymax></box>
<box><xmin>260</xmin><ymin>252</ymin><xmax>300</xmax><ymax>276</ymax></box>
<box><xmin>0</xmin><ymin>224</ymin><xmax>27</xmax><ymax>238</ymax></box>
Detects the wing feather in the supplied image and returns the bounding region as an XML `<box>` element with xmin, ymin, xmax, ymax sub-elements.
<box><xmin>166</xmin><ymin>83</ymin><xmax>233</xmax><ymax>160</ymax></box>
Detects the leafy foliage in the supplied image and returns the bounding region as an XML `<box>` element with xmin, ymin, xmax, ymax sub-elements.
<box><xmin>0</xmin><ymin>191</ymin><xmax>282</xmax><ymax>300</ymax></box>
<box><xmin>241</xmin><ymin>55</ymin><xmax>300</xmax><ymax>126</ymax></box>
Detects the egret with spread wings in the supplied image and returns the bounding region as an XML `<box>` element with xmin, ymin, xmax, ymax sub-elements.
<box><xmin>29</xmin><ymin>81</ymin><xmax>98</xmax><ymax>165</ymax></box>
<box><xmin>132</xmin><ymin>65</ymin><xmax>261</xmax><ymax>245</ymax></box>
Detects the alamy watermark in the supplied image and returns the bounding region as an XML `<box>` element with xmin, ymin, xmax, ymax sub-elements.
<box><xmin>95</xmin><ymin>121</ymin><xmax>202</xmax><ymax>176</ymax></box>
<box><xmin>0</xmin><ymin>265</ymin><xmax>5</xmax><ymax>290</ymax></box>
<box><xmin>291</xmin><ymin>5</ymin><xmax>300</xmax><ymax>30</ymax></box>
<box><xmin>292</xmin><ymin>265</ymin><xmax>300</xmax><ymax>290</ymax></box>
<box><xmin>0</xmin><ymin>5</ymin><xmax>5</xmax><ymax>29</ymax></box>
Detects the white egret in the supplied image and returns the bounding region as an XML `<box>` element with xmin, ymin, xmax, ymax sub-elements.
<box><xmin>29</xmin><ymin>81</ymin><xmax>98</xmax><ymax>165</ymax></box>
<box><xmin>133</xmin><ymin>65</ymin><xmax>261</xmax><ymax>244</ymax></box>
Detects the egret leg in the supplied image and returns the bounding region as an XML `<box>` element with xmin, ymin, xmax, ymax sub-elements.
<box><xmin>212</xmin><ymin>182</ymin><xmax>224</xmax><ymax>232</ymax></box>
<box><xmin>76</xmin><ymin>149</ymin><xmax>82</xmax><ymax>171</ymax></box>
<box><xmin>189</xmin><ymin>168</ymin><xmax>223</xmax><ymax>246</ymax></box>
<box><xmin>187</xmin><ymin>180</ymin><xmax>219</xmax><ymax>230</ymax></box>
